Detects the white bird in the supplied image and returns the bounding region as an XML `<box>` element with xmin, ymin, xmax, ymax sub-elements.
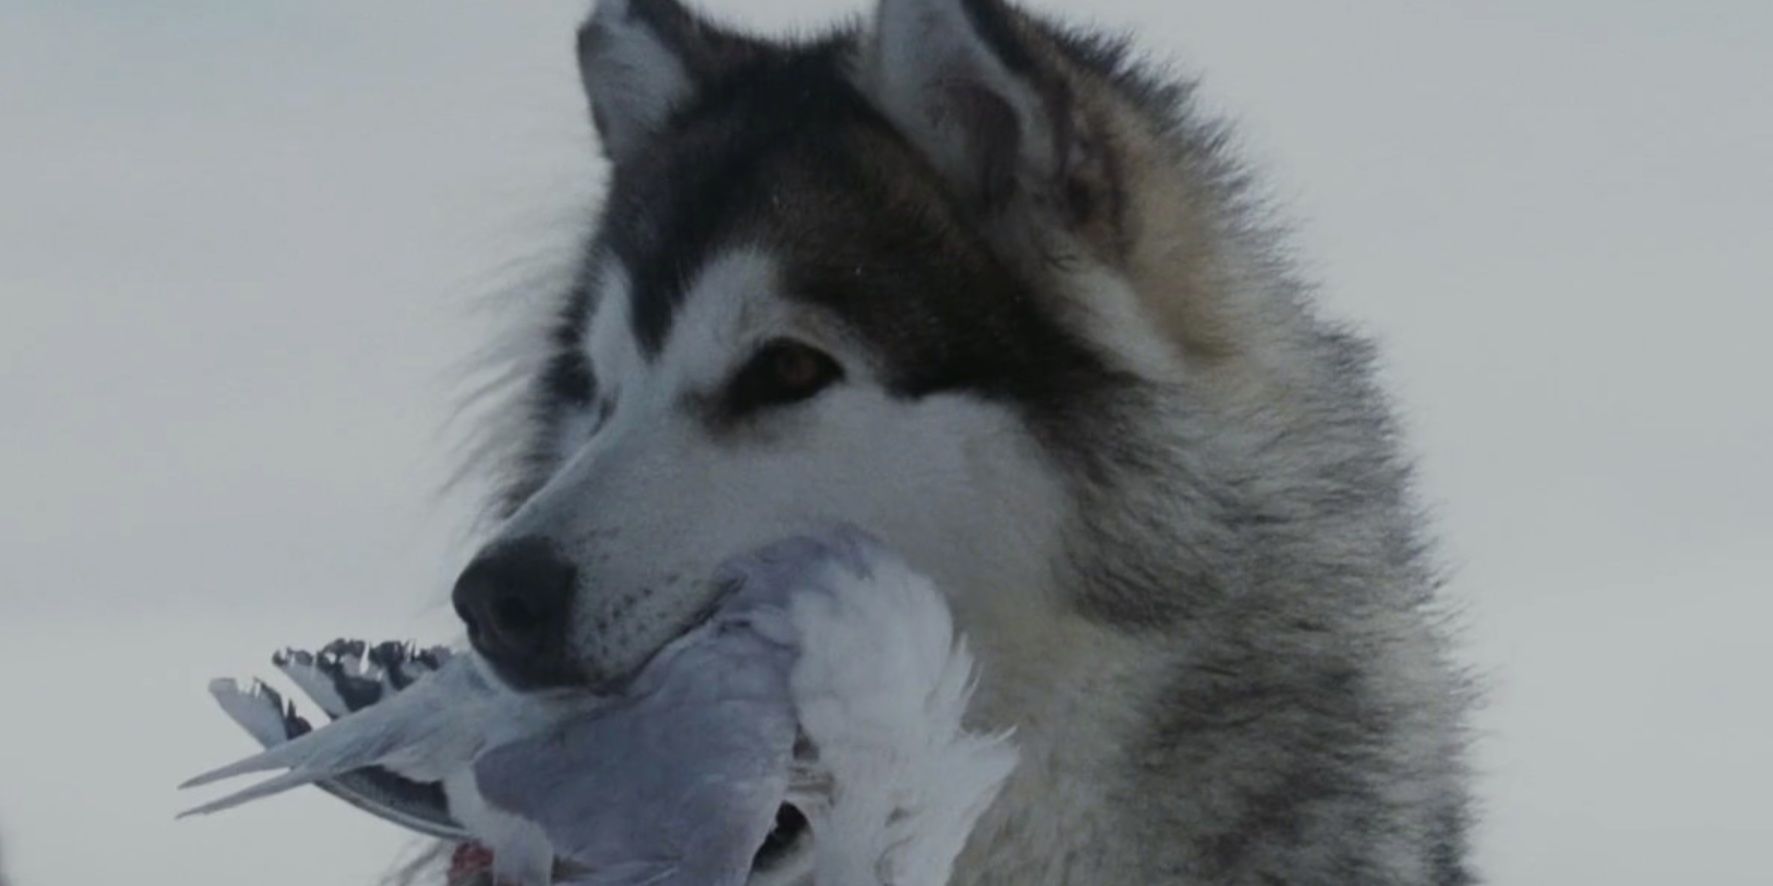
<box><xmin>181</xmin><ymin>529</ymin><xmax>1017</xmax><ymax>886</ymax></box>
<box><xmin>182</xmin><ymin>642</ymin><xmax>582</xmax><ymax>884</ymax></box>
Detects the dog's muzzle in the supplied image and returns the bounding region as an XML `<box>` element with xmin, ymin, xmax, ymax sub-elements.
<box><xmin>452</xmin><ymin>536</ymin><xmax>581</xmax><ymax>690</ymax></box>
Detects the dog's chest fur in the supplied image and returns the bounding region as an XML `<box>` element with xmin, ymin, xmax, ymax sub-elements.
<box><xmin>947</xmin><ymin>617</ymin><xmax>1171</xmax><ymax>886</ymax></box>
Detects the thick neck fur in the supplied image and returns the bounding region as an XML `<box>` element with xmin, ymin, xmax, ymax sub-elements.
<box><xmin>953</xmin><ymin>607</ymin><xmax>1173</xmax><ymax>886</ymax></box>
<box><xmin>942</xmin><ymin>336</ymin><xmax>1472</xmax><ymax>885</ymax></box>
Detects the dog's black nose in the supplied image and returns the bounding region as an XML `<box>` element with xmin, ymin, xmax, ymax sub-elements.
<box><xmin>452</xmin><ymin>536</ymin><xmax>580</xmax><ymax>690</ymax></box>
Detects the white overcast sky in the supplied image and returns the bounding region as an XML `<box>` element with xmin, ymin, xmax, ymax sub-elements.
<box><xmin>1</xmin><ymin>1</ymin><xmax>1768</xmax><ymax>884</ymax></box>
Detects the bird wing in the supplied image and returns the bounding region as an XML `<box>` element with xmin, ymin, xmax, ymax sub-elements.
<box><xmin>182</xmin><ymin>677</ymin><xmax>470</xmax><ymax>838</ymax></box>
<box><xmin>178</xmin><ymin>641</ymin><xmax>492</xmax><ymax>822</ymax></box>
<box><xmin>179</xmin><ymin>675</ymin><xmax>429</xmax><ymax>791</ymax></box>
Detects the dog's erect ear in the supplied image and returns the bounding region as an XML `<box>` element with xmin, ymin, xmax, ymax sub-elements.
<box><xmin>576</xmin><ymin>0</ymin><xmax>760</xmax><ymax>163</ymax></box>
<box><xmin>860</xmin><ymin>0</ymin><xmax>1076</xmax><ymax>211</ymax></box>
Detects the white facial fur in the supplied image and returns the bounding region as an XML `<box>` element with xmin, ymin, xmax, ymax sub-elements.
<box><xmin>494</xmin><ymin>247</ymin><xmax>1070</xmax><ymax>688</ymax></box>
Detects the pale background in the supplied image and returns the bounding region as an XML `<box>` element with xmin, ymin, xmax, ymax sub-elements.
<box><xmin>1</xmin><ymin>1</ymin><xmax>1768</xmax><ymax>883</ymax></box>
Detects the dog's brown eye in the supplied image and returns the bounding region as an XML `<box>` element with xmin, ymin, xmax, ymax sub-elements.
<box><xmin>770</xmin><ymin>343</ymin><xmax>828</xmax><ymax>392</ymax></box>
<box><xmin>727</xmin><ymin>339</ymin><xmax>843</xmax><ymax>415</ymax></box>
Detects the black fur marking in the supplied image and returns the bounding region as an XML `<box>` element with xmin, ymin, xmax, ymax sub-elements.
<box><xmin>597</xmin><ymin>41</ymin><xmax>853</xmax><ymax>355</ymax></box>
<box><xmin>545</xmin><ymin>275</ymin><xmax>599</xmax><ymax>406</ymax></box>
<box><xmin>961</xmin><ymin>0</ymin><xmax>1039</xmax><ymax>77</ymax></box>
<box><xmin>542</xmin><ymin>350</ymin><xmax>595</xmax><ymax>406</ymax></box>
<box><xmin>582</xmin><ymin>35</ymin><xmax>1125</xmax><ymax>439</ymax></box>
<box><xmin>953</xmin><ymin>0</ymin><xmax>1085</xmax><ymax>212</ymax></box>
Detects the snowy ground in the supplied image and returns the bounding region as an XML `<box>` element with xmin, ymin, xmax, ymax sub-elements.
<box><xmin>2</xmin><ymin>2</ymin><xmax>1768</xmax><ymax>884</ymax></box>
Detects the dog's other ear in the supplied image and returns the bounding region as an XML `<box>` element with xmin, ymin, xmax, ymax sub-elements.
<box><xmin>860</xmin><ymin>0</ymin><xmax>1076</xmax><ymax>211</ymax></box>
<box><xmin>576</xmin><ymin>0</ymin><xmax>760</xmax><ymax>163</ymax></box>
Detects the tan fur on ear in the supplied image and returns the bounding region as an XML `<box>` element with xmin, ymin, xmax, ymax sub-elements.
<box><xmin>1023</xmin><ymin>39</ymin><xmax>1247</xmax><ymax>365</ymax></box>
<box><xmin>1102</xmin><ymin>100</ymin><xmax>1245</xmax><ymax>363</ymax></box>
<box><xmin>861</xmin><ymin>0</ymin><xmax>1255</xmax><ymax>369</ymax></box>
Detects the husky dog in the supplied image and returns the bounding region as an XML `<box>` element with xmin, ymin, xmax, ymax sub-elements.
<box><xmin>446</xmin><ymin>0</ymin><xmax>1473</xmax><ymax>882</ymax></box>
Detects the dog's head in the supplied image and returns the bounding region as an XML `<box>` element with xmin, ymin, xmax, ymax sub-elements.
<box><xmin>455</xmin><ymin>0</ymin><xmax>1250</xmax><ymax>695</ymax></box>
